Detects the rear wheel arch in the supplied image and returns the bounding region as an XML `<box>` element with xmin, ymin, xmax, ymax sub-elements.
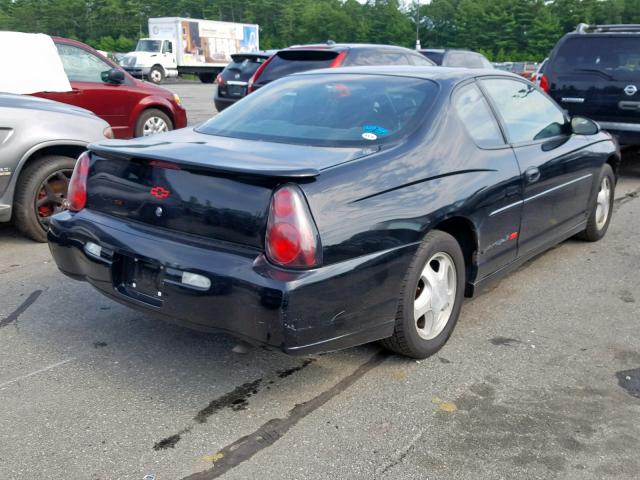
<box><xmin>431</xmin><ymin>216</ymin><xmax>479</xmax><ymax>297</ymax></box>
<box><xmin>606</xmin><ymin>153</ymin><xmax>621</xmax><ymax>180</ymax></box>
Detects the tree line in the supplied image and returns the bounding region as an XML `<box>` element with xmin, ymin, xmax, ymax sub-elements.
<box><xmin>1</xmin><ymin>0</ymin><xmax>640</xmax><ymax>61</ymax></box>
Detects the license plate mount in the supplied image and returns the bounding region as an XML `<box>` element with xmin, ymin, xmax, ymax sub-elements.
<box><xmin>114</xmin><ymin>254</ymin><xmax>164</xmax><ymax>307</ymax></box>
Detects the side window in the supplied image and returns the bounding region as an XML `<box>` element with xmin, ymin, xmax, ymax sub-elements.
<box><xmin>465</xmin><ymin>54</ymin><xmax>485</xmax><ymax>69</ymax></box>
<box><xmin>55</xmin><ymin>43</ymin><xmax>110</xmax><ymax>83</ymax></box>
<box><xmin>409</xmin><ymin>53</ymin><xmax>434</xmax><ymax>66</ymax></box>
<box><xmin>163</xmin><ymin>41</ymin><xmax>173</xmax><ymax>54</ymax></box>
<box><xmin>481</xmin><ymin>78</ymin><xmax>567</xmax><ymax>144</ymax></box>
<box><xmin>453</xmin><ymin>83</ymin><xmax>505</xmax><ymax>148</ymax></box>
<box><xmin>380</xmin><ymin>51</ymin><xmax>413</xmax><ymax>65</ymax></box>
<box><xmin>344</xmin><ymin>49</ymin><xmax>386</xmax><ymax>66</ymax></box>
<box><xmin>445</xmin><ymin>52</ymin><xmax>466</xmax><ymax>67</ymax></box>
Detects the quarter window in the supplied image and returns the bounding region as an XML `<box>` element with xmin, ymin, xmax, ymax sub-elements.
<box><xmin>56</xmin><ymin>43</ymin><xmax>111</xmax><ymax>83</ymax></box>
<box><xmin>453</xmin><ymin>83</ymin><xmax>504</xmax><ymax>148</ymax></box>
<box><xmin>480</xmin><ymin>78</ymin><xmax>567</xmax><ymax>144</ymax></box>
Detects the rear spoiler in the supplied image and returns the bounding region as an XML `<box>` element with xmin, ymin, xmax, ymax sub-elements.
<box><xmin>89</xmin><ymin>143</ymin><xmax>320</xmax><ymax>179</ymax></box>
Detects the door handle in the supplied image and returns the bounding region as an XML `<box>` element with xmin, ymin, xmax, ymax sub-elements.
<box><xmin>525</xmin><ymin>167</ymin><xmax>541</xmax><ymax>184</ymax></box>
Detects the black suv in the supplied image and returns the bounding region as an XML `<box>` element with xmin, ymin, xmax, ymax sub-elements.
<box><xmin>214</xmin><ymin>52</ymin><xmax>271</xmax><ymax>111</ymax></box>
<box><xmin>419</xmin><ymin>49</ymin><xmax>493</xmax><ymax>69</ymax></box>
<box><xmin>248</xmin><ymin>43</ymin><xmax>435</xmax><ymax>92</ymax></box>
<box><xmin>544</xmin><ymin>24</ymin><xmax>640</xmax><ymax>147</ymax></box>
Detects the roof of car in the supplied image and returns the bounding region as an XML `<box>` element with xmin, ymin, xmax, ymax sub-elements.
<box><xmin>420</xmin><ymin>48</ymin><xmax>476</xmax><ymax>54</ymax></box>
<box><xmin>284</xmin><ymin>43</ymin><xmax>422</xmax><ymax>52</ymax></box>
<box><xmin>293</xmin><ymin>65</ymin><xmax>521</xmax><ymax>85</ymax></box>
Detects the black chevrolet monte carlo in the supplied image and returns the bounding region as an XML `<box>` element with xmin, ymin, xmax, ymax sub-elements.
<box><xmin>48</xmin><ymin>66</ymin><xmax>620</xmax><ymax>359</ymax></box>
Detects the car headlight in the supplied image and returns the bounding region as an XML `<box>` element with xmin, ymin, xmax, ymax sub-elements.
<box><xmin>173</xmin><ymin>94</ymin><xmax>182</xmax><ymax>106</ymax></box>
<box><xmin>103</xmin><ymin>127</ymin><xmax>114</xmax><ymax>139</ymax></box>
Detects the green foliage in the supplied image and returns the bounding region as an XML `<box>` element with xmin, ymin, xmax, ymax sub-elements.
<box><xmin>0</xmin><ymin>0</ymin><xmax>638</xmax><ymax>59</ymax></box>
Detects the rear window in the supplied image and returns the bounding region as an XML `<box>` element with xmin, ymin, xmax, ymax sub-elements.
<box><xmin>226</xmin><ymin>56</ymin><xmax>267</xmax><ymax>71</ymax></box>
<box><xmin>422</xmin><ymin>51</ymin><xmax>444</xmax><ymax>65</ymax></box>
<box><xmin>552</xmin><ymin>37</ymin><xmax>640</xmax><ymax>80</ymax></box>
<box><xmin>197</xmin><ymin>73</ymin><xmax>438</xmax><ymax>147</ymax></box>
<box><xmin>257</xmin><ymin>50</ymin><xmax>339</xmax><ymax>84</ymax></box>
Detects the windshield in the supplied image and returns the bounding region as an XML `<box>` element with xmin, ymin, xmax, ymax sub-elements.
<box><xmin>553</xmin><ymin>37</ymin><xmax>640</xmax><ymax>80</ymax></box>
<box><xmin>136</xmin><ymin>40</ymin><xmax>162</xmax><ymax>53</ymax></box>
<box><xmin>197</xmin><ymin>73</ymin><xmax>438</xmax><ymax>147</ymax></box>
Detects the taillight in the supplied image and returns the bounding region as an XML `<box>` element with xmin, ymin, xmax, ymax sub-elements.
<box><xmin>215</xmin><ymin>73</ymin><xmax>225</xmax><ymax>86</ymax></box>
<box><xmin>266</xmin><ymin>185</ymin><xmax>321</xmax><ymax>268</ymax></box>
<box><xmin>248</xmin><ymin>55</ymin><xmax>274</xmax><ymax>93</ymax></box>
<box><xmin>539</xmin><ymin>74</ymin><xmax>549</xmax><ymax>93</ymax></box>
<box><xmin>67</xmin><ymin>151</ymin><xmax>90</xmax><ymax>212</ymax></box>
<box><xmin>329</xmin><ymin>51</ymin><xmax>347</xmax><ymax>68</ymax></box>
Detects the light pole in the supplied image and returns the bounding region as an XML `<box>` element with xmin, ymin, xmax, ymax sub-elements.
<box><xmin>415</xmin><ymin>0</ymin><xmax>421</xmax><ymax>50</ymax></box>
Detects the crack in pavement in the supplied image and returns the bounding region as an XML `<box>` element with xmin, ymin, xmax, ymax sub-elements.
<box><xmin>181</xmin><ymin>351</ymin><xmax>389</xmax><ymax>480</ymax></box>
<box><xmin>0</xmin><ymin>290</ymin><xmax>43</xmax><ymax>329</ymax></box>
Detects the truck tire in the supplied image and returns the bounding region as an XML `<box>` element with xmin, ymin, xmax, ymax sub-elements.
<box><xmin>135</xmin><ymin>108</ymin><xmax>173</xmax><ymax>137</ymax></box>
<box><xmin>148</xmin><ymin>65</ymin><xmax>165</xmax><ymax>84</ymax></box>
<box><xmin>14</xmin><ymin>155</ymin><xmax>77</xmax><ymax>243</ymax></box>
<box><xmin>198</xmin><ymin>73</ymin><xmax>216</xmax><ymax>83</ymax></box>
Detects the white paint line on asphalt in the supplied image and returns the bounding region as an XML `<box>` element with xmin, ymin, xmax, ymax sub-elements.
<box><xmin>0</xmin><ymin>357</ymin><xmax>77</xmax><ymax>390</ymax></box>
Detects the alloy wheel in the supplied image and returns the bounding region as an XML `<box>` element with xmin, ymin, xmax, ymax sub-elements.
<box><xmin>595</xmin><ymin>176</ymin><xmax>611</xmax><ymax>230</ymax></box>
<box><xmin>142</xmin><ymin>116</ymin><xmax>169</xmax><ymax>136</ymax></box>
<box><xmin>414</xmin><ymin>252</ymin><xmax>457</xmax><ymax>340</ymax></box>
<box><xmin>34</xmin><ymin>169</ymin><xmax>72</xmax><ymax>229</ymax></box>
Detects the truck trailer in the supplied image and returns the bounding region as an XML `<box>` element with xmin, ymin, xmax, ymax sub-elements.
<box><xmin>120</xmin><ymin>17</ymin><xmax>259</xmax><ymax>84</ymax></box>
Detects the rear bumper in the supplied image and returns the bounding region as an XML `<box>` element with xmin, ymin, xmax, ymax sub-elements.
<box><xmin>213</xmin><ymin>94</ymin><xmax>237</xmax><ymax>112</ymax></box>
<box><xmin>48</xmin><ymin>210</ymin><xmax>414</xmax><ymax>355</ymax></box>
<box><xmin>597</xmin><ymin>121</ymin><xmax>640</xmax><ymax>147</ymax></box>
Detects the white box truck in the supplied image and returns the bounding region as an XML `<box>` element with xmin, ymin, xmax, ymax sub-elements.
<box><xmin>120</xmin><ymin>17</ymin><xmax>259</xmax><ymax>84</ymax></box>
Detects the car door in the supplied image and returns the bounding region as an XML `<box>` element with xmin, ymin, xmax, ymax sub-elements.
<box><xmin>452</xmin><ymin>81</ymin><xmax>523</xmax><ymax>277</ymax></box>
<box><xmin>480</xmin><ymin>77</ymin><xmax>594</xmax><ymax>256</ymax></box>
<box><xmin>40</xmin><ymin>43</ymin><xmax>136</xmax><ymax>135</ymax></box>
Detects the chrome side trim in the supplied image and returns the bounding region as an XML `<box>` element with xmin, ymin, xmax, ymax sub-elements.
<box><xmin>523</xmin><ymin>173</ymin><xmax>593</xmax><ymax>203</ymax></box>
<box><xmin>598</xmin><ymin>121</ymin><xmax>640</xmax><ymax>132</ymax></box>
<box><xmin>489</xmin><ymin>173</ymin><xmax>593</xmax><ymax>216</ymax></box>
<box><xmin>489</xmin><ymin>200</ymin><xmax>523</xmax><ymax>217</ymax></box>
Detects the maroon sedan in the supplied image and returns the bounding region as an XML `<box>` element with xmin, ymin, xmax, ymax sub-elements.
<box><xmin>33</xmin><ymin>37</ymin><xmax>187</xmax><ymax>138</ymax></box>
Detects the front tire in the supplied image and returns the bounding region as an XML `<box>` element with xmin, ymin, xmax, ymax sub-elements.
<box><xmin>381</xmin><ymin>230</ymin><xmax>465</xmax><ymax>359</ymax></box>
<box><xmin>148</xmin><ymin>65</ymin><xmax>165</xmax><ymax>84</ymax></box>
<box><xmin>14</xmin><ymin>155</ymin><xmax>76</xmax><ymax>242</ymax></box>
<box><xmin>577</xmin><ymin>164</ymin><xmax>615</xmax><ymax>242</ymax></box>
<box><xmin>134</xmin><ymin>108</ymin><xmax>173</xmax><ymax>137</ymax></box>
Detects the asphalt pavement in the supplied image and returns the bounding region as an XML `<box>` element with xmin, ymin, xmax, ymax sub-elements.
<box><xmin>1</xmin><ymin>83</ymin><xmax>639</xmax><ymax>479</ymax></box>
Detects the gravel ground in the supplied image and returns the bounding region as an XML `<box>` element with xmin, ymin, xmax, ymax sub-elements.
<box><xmin>1</xmin><ymin>86</ymin><xmax>639</xmax><ymax>479</ymax></box>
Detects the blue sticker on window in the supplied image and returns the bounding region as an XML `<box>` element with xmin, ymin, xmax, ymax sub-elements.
<box><xmin>363</xmin><ymin>125</ymin><xmax>389</xmax><ymax>136</ymax></box>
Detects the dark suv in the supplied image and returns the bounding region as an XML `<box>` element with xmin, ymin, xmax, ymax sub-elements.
<box><xmin>247</xmin><ymin>43</ymin><xmax>435</xmax><ymax>92</ymax></box>
<box><xmin>544</xmin><ymin>24</ymin><xmax>640</xmax><ymax>147</ymax></box>
<box><xmin>214</xmin><ymin>52</ymin><xmax>271</xmax><ymax>111</ymax></box>
<box><xmin>419</xmin><ymin>49</ymin><xmax>493</xmax><ymax>69</ymax></box>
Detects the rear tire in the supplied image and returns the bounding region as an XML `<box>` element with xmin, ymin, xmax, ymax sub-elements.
<box><xmin>148</xmin><ymin>65</ymin><xmax>165</xmax><ymax>84</ymax></box>
<box><xmin>577</xmin><ymin>164</ymin><xmax>615</xmax><ymax>242</ymax></box>
<box><xmin>14</xmin><ymin>155</ymin><xmax>77</xmax><ymax>242</ymax></box>
<box><xmin>380</xmin><ymin>230</ymin><xmax>465</xmax><ymax>359</ymax></box>
<box><xmin>198</xmin><ymin>73</ymin><xmax>216</xmax><ymax>83</ymax></box>
<box><xmin>134</xmin><ymin>109</ymin><xmax>173</xmax><ymax>137</ymax></box>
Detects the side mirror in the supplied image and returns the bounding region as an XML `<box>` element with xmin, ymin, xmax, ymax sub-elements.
<box><xmin>571</xmin><ymin>116</ymin><xmax>600</xmax><ymax>135</ymax></box>
<box><xmin>102</xmin><ymin>68</ymin><xmax>125</xmax><ymax>84</ymax></box>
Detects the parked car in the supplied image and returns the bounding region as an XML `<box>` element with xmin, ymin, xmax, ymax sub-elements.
<box><xmin>32</xmin><ymin>37</ymin><xmax>187</xmax><ymax>138</ymax></box>
<box><xmin>214</xmin><ymin>52</ymin><xmax>272</xmax><ymax>111</ymax></box>
<box><xmin>544</xmin><ymin>23</ymin><xmax>640</xmax><ymax>147</ymax></box>
<box><xmin>48</xmin><ymin>66</ymin><xmax>619</xmax><ymax>358</ymax></box>
<box><xmin>419</xmin><ymin>49</ymin><xmax>493</xmax><ymax>69</ymax></box>
<box><xmin>0</xmin><ymin>94</ymin><xmax>112</xmax><ymax>241</ymax></box>
<box><xmin>534</xmin><ymin>57</ymin><xmax>548</xmax><ymax>86</ymax></box>
<box><xmin>247</xmin><ymin>43</ymin><xmax>435</xmax><ymax>92</ymax></box>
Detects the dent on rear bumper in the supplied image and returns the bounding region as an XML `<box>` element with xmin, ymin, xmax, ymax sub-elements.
<box><xmin>48</xmin><ymin>210</ymin><xmax>416</xmax><ymax>354</ymax></box>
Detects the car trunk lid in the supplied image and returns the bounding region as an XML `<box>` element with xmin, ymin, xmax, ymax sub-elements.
<box><xmin>85</xmin><ymin>129</ymin><xmax>370</xmax><ymax>247</ymax></box>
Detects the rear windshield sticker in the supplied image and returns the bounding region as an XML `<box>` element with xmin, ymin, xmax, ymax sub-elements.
<box><xmin>362</xmin><ymin>132</ymin><xmax>377</xmax><ymax>141</ymax></box>
<box><xmin>363</xmin><ymin>125</ymin><xmax>389</xmax><ymax>136</ymax></box>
